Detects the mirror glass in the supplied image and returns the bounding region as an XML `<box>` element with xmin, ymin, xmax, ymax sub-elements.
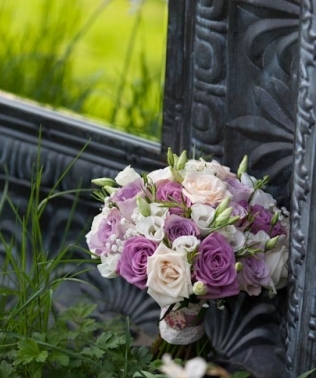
<box><xmin>0</xmin><ymin>0</ymin><xmax>167</xmax><ymax>141</ymax></box>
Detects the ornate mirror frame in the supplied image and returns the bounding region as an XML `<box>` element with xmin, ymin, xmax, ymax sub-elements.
<box><xmin>1</xmin><ymin>0</ymin><xmax>316</xmax><ymax>376</ymax></box>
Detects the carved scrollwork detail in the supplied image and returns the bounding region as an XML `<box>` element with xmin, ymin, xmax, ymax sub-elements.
<box><xmin>191</xmin><ymin>0</ymin><xmax>228</xmax><ymax>160</ymax></box>
<box><xmin>285</xmin><ymin>0</ymin><xmax>316</xmax><ymax>375</ymax></box>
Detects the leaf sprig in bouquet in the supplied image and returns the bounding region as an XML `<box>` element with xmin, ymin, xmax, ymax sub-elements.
<box><xmin>86</xmin><ymin>149</ymin><xmax>289</xmax><ymax>311</ymax></box>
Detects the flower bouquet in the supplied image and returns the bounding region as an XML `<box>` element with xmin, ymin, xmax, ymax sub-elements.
<box><xmin>86</xmin><ymin>149</ymin><xmax>289</xmax><ymax>359</ymax></box>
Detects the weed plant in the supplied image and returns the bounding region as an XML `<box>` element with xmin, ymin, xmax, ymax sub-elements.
<box><xmin>0</xmin><ymin>143</ymin><xmax>152</xmax><ymax>377</ymax></box>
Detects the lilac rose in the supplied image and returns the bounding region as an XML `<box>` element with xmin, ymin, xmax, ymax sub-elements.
<box><xmin>86</xmin><ymin>208</ymin><xmax>125</xmax><ymax>256</ymax></box>
<box><xmin>237</xmin><ymin>253</ymin><xmax>270</xmax><ymax>295</ymax></box>
<box><xmin>164</xmin><ymin>214</ymin><xmax>200</xmax><ymax>243</ymax></box>
<box><xmin>117</xmin><ymin>236</ymin><xmax>158</xmax><ymax>289</ymax></box>
<box><xmin>112</xmin><ymin>178</ymin><xmax>144</xmax><ymax>220</ymax></box>
<box><xmin>251</xmin><ymin>204</ymin><xmax>287</xmax><ymax>237</ymax></box>
<box><xmin>193</xmin><ymin>232</ymin><xmax>240</xmax><ymax>299</ymax></box>
<box><xmin>156</xmin><ymin>180</ymin><xmax>191</xmax><ymax>215</ymax></box>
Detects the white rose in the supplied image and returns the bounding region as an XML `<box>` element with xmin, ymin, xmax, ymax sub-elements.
<box><xmin>190</xmin><ymin>203</ymin><xmax>215</xmax><ymax>236</ymax></box>
<box><xmin>217</xmin><ymin>225</ymin><xmax>245</xmax><ymax>252</ymax></box>
<box><xmin>97</xmin><ymin>253</ymin><xmax>121</xmax><ymax>278</ymax></box>
<box><xmin>264</xmin><ymin>235</ymin><xmax>289</xmax><ymax>293</ymax></box>
<box><xmin>172</xmin><ymin>235</ymin><xmax>200</xmax><ymax>253</ymax></box>
<box><xmin>115</xmin><ymin>165</ymin><xmax>141</xmax><ymax>186</ymax></box>
<box><xmin>136</xmin><ymin>215</ymin><xmax>165</xmax><ymax>242</ymax></box>
<box><xmin>146</xmin><ymin>243</ymin><xmax>193</xmax><ymax>307</ymax></box>
<box><xmin>147</xmin><ymin>166</ymin><xmax>173</xmax><ymax>184</ymax></box>
<box><xmin>182</xmin><ymin>171</ymin><xmax>232</xmax><ymax>205</ymax></box>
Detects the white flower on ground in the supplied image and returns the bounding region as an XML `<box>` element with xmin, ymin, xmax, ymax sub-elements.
<box><xmin>160</xmin><ymin>354</ymin><xmax>207</xmax><ymax>378</ymax></box>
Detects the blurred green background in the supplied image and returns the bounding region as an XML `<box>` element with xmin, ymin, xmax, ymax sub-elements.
<box><xmin>0</xmin><ymin>0</ymin><xmax>167</xmax><ymax>140</ymax></box>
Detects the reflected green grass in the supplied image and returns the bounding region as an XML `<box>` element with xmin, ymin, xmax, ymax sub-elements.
<box><xmin>0</xmin><ymin>0</ymin><xmax>167</xmax><ymax>140</ymax></box>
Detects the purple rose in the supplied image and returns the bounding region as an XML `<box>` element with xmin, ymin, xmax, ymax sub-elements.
<box><xmin>251</xmin><ymin>204</ymin><xmax>286</xmax><ymax>237</ymax></box>
<box><xmin>117</xmin><ymin>236</ymin><xmax>158</xmax><ymax>289</ymax></box>
<box><xmin>227</xmin><ymin>178</ymin><xmax>253</xmax><ymax>203</ymax></box>
<box><xmin>237</xmin><ymin>253</ymin><xmax>270</xmax><ymax>295</ymax></box>
<box><xmin>156</xmin><ymin>180</ymin><xmax>191</xmax><ymax>215</ymax></box>
<box><xmin>164</xmin><ymin>214</ymin><xmax>200</xmax><ymax>242</ymax></box>
<box><xmin>87</xmin><ymin>208</ymin><xmax>124</xmax><ymax>256</ymax></box>
<box><xmin>112</xmin><ymin>178</ymin><xmax>144</xmax><ymax>220</ymax></box>
<box><xmin>193</xmin><ymin>232</ymin><xmax>240</xmax><ymax>299</ymax></box>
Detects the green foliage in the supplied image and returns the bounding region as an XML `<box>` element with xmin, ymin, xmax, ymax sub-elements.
<box><xmin>0</xmin><ymin>138</ymin><xmax>152</xmax><ymax>377</ymax></box>
<box><xmin>0</xmin><ymin>305</ymin><xmax>152</xmax><ymax>378</ymax></box>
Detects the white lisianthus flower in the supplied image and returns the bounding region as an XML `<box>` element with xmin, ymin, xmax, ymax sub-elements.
<box><xmin>191</xmin><ymin>203</ymin><xmax>216</xmax><ymax>236</ymax></box>
<box><xmin>97</xmin><ymin>253</ymin><xmax>121</xmax><ymax>278</ymax></box>
<box><xmin>115</xmin><ymin>165</ymin><xmax>141</xmax><ymax>186</ymax></box>
<box><xmin>264</xmin><ymin>235</ymin><xmax>289</xmax><ymax>293</ymax></box>
<box><xmin>172</xmin><ymin>235</ymin><xmax>200</xmax><ymax>254</ymax></box>
<box><xmin>217</xmin><ymin>225</ymin><xmax>245</xmax><ymax>252</ymax></box>
<box><xmin>246</xmin><ymin>230</ymin><xmax>270</xmax><ymax>250</ymax></box>
<box><xmin>146</xmin><ymin>243</ymin><xmax>193</xmax><ymax>307</ymax></box>
<box><xmin>147</xmin><ymin>166</ymin><xmax>173</xmax><ymax>184</ymax></box>
<box><xmin>240</xmin><ymin>172</ymin><xmax>258</xmax><ymax>188</ymax></box>
<box><xmin>149</xmin><ymin>203</ymin><xmax>169</xmax><ymax>218</ymax></box>
<box><xmin>86</xmin><ymin>211</ymin><xmax>109</xmax><ymax>258</ymax></box>
<box><xmin>183</xmin><ymin>159</ymin><xmax>235</xmax><ymax>180</ymax></box>
<box><xmin>136</xmin><ymin>216</ymin><xmax>165</xmax><ymax>242</ymax></box>
<box><xmin>250</xmin><ymin>189</ymin><xmax>276</xmax><ymax>209</ymax></box>
<box><xmin>240</xmin><ymin>173</ymin><xmax>276</xmax><ymax>209</ymax></box>
<box><xmin>160</xmin><ymin>354</ymin><xmax>207</xmax><ymax>378</ymax></box>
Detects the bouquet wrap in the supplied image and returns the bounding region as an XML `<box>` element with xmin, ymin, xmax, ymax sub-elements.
<box><xmin>159</xmin><ymin>302</ymin><xmax>205</xmax><ymax>345</ymax></box>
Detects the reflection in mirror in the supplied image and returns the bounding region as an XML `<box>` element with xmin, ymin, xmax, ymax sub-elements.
<box><xmin>0</xmin><ymin>0</ymin><xmax>167</xmax><ymax>141</ymax></box>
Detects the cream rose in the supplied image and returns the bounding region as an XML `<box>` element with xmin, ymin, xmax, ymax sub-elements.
<box><xmin>182</xmin><ymin>171</ymin><xmax>232</xmax><ymax>205</ymax></box>
<box><xmin>146</xmin><ymin>243</ymin><xmax>193</xmax><ymax>307</ymax></box>
<box><xmin>115</xmin><ymin>165</ymin><xmax>141</xmax><ymax>186</ymax></box>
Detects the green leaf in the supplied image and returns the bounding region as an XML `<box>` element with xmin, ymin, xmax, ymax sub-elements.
<box><xmin>230</xmin><ymin>371</ymin><xmax>251</xmax><ymax>378</ymax></box>
<box><xmin>96</xmin><ymin>331</ymin><xmax>125</xmax><ymax>350</ymax></box>
<box><xmin>297</xmin><ymin>368</ymin><xmax>316</xmax><ymax>378</ymax></box>
<box><xmin>35</xmin><ymin>350</ymin><xmax>48</xmax><ymax>363</ymax></box>
<box><xmin>13</xmin><ymin>338</ymin><xmax>41</xmax><ymax>365</ymax></box>
<box><xmin>49</xmin><ymin>352</ymin><xmax>70</xmax><ymax>367</ymax></box>
<box><xmin>0</xmin><ymin>361</ymin><xmax>13</xmax><ymax>378</ymax></box>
